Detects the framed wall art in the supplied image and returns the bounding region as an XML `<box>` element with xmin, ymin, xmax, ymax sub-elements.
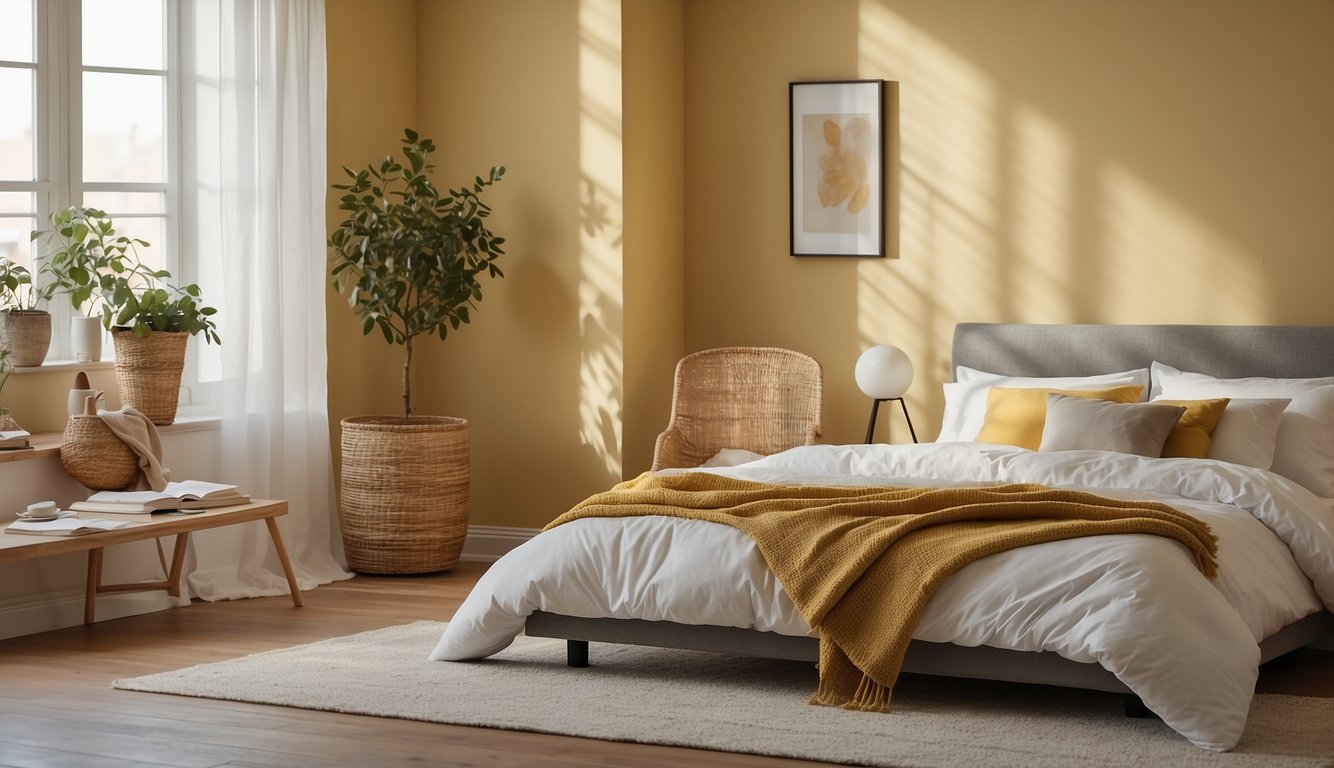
<box><xmin>789</xmin><ymin>79</ymin><xmax>885</xmax><ymax>258</ymax></box>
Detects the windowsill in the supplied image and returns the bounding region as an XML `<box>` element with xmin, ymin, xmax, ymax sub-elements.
<box><xmin>0</xmin><ymin>416</ymin><xmax>221</xmax><ymax>466</ymax></box>
<box><xmin>12</xmin><ymin>360</ymin><xmax>116</xmax><ymax>374</ymax></box>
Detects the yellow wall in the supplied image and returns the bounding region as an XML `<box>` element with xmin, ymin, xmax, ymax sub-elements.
<box><xmin>409</xmin><ymin>0</ymin><xmax>630</xmax><ymax>528</ymax></box>
<box><xmin>324</xmin><ymin>0</ymin><xmax>419</xmax><ymax>469</ymax></box>
<box><xmin>623</xmin><ymin>0</ymin><xmax>686</xmax><ymax>476</ymax></box>
<box><xmin>322</xmin><ymin>0</ymin><xmax>1334</xmax><ymax>529</ymax></box>
<box><xmin>683</xmin><ymin>0</ymin><xmax>1334</xmax><ymax>444</ymax></box>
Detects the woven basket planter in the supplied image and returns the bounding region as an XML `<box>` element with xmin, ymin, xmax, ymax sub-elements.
<box><xmin>112</xmin><ymin>329</ymin><xmax>188</xmax><ymax>426</ymax></box>
<box><xmin>61</xmin><ymin>414</ymin><xmax>139</xmax><ymax>490</ymax></box>
<box><xmin>339</xmin><ymin>415</ymin><xmax>470</xmax><ymax>574</ymax></box>
<box><xmin>0</xmin><ymin>310</ymin><xmax>52</xmax><ymax>367</ymax></box>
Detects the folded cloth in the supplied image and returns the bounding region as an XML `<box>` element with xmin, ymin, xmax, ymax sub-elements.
<box><xmin>98</xmin><ymin>407</ymin><xmax>171</xmax><ymax>491</ymax></box>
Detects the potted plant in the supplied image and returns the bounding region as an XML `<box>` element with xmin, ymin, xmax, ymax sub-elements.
<box><xmin>329</xmin><ymin>128</ymin><xmax>506</xmax><ymax>574</ymax></box>
<box><xmin>30</xmin><ymin>206</ymin><xmax>145</xmax><ymax>363</ymax></box>
<box><xmin>0</xmin><ymin>257</ymin><xmax>56</xmax><ymax>367</ymax></box>
<box><xmin>100</xmin><ymin>262</ymin><xmax>220</xmax><ymax>426</ymax></box>
<box><xmin>34</xmin><ymin>207</ymin><xmax>221</xmax><ymax>425</ymax></box>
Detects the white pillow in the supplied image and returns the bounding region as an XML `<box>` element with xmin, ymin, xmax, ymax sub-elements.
<box><xmin>1153</xmin><ymin>397</ymin><xmax>1290</xmax><ymax>469</ymax></box>
<box><xmin>937</xmin><ymin>367</ymin><xmax>1150</xmax><ymax>443</ymax></box>
<box><xmin>955</xmin><ymin>365</ymin><xmax>1151</xmax><ymax>392</ymax></box>
<box><xmin>700</xmin><ymin>448</ymin><xmax>766</xmax><ymax>468</ymax></box>
<box><xmin>1152</xmin><ymin>362</ymin><xmax>1334</xmax><ymax>495</ymax></box>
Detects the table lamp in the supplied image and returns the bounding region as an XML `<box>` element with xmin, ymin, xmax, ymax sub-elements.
<box><xmin>855</xmin><ymin>344</ymin><xmax>917</xmax><ymax>443</ymax></box>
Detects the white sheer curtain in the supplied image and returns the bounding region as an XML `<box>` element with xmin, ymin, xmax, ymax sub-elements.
<box><xmin>182</xmin><ymin>0</ymin><xmax>351</xmax><ymax>598</ymax></box>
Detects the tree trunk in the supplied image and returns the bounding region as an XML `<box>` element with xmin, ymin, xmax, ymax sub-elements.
<box><xmin>402</xmin><ymin>335</ymin><xmax>413</xmax><ymax>420</ymax></box>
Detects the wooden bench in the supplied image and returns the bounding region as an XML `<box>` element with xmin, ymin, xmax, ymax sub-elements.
<box><xmin>0</xmin><ymin>500</ymin><xmax>302</xmax><ymax>623</ymax></box>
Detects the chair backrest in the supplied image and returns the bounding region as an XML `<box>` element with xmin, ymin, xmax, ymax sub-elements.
<box><xmin>652</xmin><ymin>346</ymin><xmax>823</xmax><ymax>470</ymax></box>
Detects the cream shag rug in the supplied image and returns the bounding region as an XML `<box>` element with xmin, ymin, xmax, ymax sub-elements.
<box><xmin>113</xmin><ymin>621</ymin><xmax>1334</xmax><ymax>768</ymax></box>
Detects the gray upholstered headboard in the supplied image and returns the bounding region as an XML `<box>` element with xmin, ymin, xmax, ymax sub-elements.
<box><xmin>952</xmin><ymin>324</ymin><xmax>1334</xmax><ymax>380</ymax></box>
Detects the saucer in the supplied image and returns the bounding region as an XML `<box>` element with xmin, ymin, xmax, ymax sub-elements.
<box><xmin>16</xmin><ymin>509</ymin><xmax>74</xmax><ymax>522</ymax></box>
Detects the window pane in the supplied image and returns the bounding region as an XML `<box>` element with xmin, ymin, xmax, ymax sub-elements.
<box><xmin>105</xmin><ymin>215</ymin><xmax>166</xmax><ymax>274</ymax></box>
<box><xmin>83</xmin><ymin>191</ymin><xmax>166</xmax><ymax>216</ymax></box>
<box><xmin>0</xmin><ymin>0</ymin><xmax>34</xmax><ymax>62</ymax></box>
<box><xmin>0</xmin><ymin>192</ymin><xmax>33</xmax><ymax>215</ymax></box>
<box><xmin>0</xmin><ymin>216</ymin><xmax>36</xmax><ymax>269</ymax></box>
<box><xmin>0</xmin><ymin>67</ymin><xmax>35</xmax><ymax>181</ymax></box>
<box><xmin>83</xmin><ymin>72</ymin><xmax>164</xmax><ymax>183</ymax></box>
<box><xmin>82</xmin><ymin>0</ymin><xmax>163</xmax><ymax>70</ymax></box>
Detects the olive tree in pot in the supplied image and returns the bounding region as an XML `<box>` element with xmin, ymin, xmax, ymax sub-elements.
<box><xmin>329</xmin><ymin>128</ymin><xmax>506</xmax><ymax>574</ymax></box>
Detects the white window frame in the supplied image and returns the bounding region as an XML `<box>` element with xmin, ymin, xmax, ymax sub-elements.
<box><xmin>6</xmin><ymin>0</ymin><xmax>215</xmax><ymax>412</ymax></box>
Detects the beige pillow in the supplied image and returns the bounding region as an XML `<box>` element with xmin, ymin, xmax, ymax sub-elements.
<box><xmin>1038</xmin><ymin>395</ymin><xmax>1185</xmax><ymax>457</ymax></box>
<box><xmin>975</xmin><ymin>385</ymin><xmax>1144</xmax><ymax>451</ymax></box>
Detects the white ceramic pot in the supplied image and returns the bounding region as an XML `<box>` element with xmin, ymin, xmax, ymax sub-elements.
<box><xmin>71</xmin><ymin>315</ymin><xmax>104</xmax><ymax>363</ymax></box>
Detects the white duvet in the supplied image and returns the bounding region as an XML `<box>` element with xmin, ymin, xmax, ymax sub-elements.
<box><xmin>431</xmin><ymin>443</ymin><xmax>1334</xmax><ymax>751</ymax></box>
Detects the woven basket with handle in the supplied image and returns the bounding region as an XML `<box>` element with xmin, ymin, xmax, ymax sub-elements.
<box><xmin>112</xmin><ymin>329</ymin><xmax>188</xmax><ymax>426</ymax></box>
<box><xmin>339</xmin><ymin>415</ymin><xmax>470</xmax><ymax>574</ymax></box>
<box><xmin>60</xmin><ymin>392</ymin><xmax>138</xmax><ymax>490</ymax></box>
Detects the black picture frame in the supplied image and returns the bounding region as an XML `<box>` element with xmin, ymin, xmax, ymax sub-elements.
<box><xmin>789</xmin><ymin>79</ymin><xmax>886</xmax><ymax>258</ymax></box>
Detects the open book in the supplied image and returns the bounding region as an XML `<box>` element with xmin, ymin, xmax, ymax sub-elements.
<box><xmin>6</xmin><ymin>517</ymin><xmax>143</xmax><ymax>536</ymax></box>
<box><xmin>69</xmin><ymin>480</ymin><xmax>251</xmax><ymax>514</ymax></box>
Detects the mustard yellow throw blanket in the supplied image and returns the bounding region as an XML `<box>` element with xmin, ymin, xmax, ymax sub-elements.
<box><xmin>546</xmin><ymin>472</ymin><xmax>1218</xmax><ymax>713</ymax></box>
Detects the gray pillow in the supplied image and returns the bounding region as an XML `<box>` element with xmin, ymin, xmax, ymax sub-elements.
<box><xmin>1038</xmin><ymin>394</ymin><xmax>1186</xmax><ymax>457</ymax></box>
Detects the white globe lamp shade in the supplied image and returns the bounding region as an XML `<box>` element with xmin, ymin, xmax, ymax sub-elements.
<box><xmin>855</xmin><ymin>345</ymin><xmax>914</xmax><ymax>399</ymax></box>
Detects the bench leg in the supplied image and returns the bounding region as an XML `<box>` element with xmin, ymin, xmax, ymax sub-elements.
<box><xmin>166</xmin><ymin>533</ymin><xmax>190</xmax><ymax>597</ymax></box>
<box><xmin>265</xmin><ymin>517</ymin><xmax>304</xmax><ymax>607</ymax></box>
<box><xmin>84</xmin><ymin>548</ymin><xmax>104</xmax><ymax>624</ymax></box>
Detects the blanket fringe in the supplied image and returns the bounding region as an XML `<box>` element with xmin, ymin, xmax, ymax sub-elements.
<box><xmin>809</xmin><ymin>675</ymin><xmax>893</xmax><ymax>713</ymax></box>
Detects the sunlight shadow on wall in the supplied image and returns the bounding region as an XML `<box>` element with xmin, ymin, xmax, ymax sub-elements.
<box><xmin>1098</xmin><ymin>164</ymin><xmax>1261</xmax><ymax>323</ymax></box>
<box><xmin>856</xmin><ymin>0</ymin><xmax>1009</xmax><ymax>418</ymax></box>
<box><xmin>853</xmin><ymin>0</ymin><xmax>1268</xmax><ymax>436</ymax></box>
<box><xmin>578</xmin><ymin>0</ymin><xmax>625</xmax><ymax>478</ymax></box>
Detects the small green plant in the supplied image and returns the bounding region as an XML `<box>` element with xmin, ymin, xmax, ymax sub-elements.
<box><xmin>0</xmin><ymin>347</ymin><xmax>12</xmax><ymax>420</ymax></box>
<box><xmin>29</xmin><ymin>206</ymin><xmax>220</xmax><ymax>344</ymax></box>
<box><xmin>329</xmin><ymin>128</ymin><xmax>506</xmax><ymax>419</ymax></box>
<box><xmin>0</xmin><ymin>257</ymin><xmax>55</xmax><ymax>312</ymax></box>
<box><xmin>30</xmin><ymin>206</ymin><xmax>145</xmax><ymax>317</ymax></box>
<box><xmin>102</xmin><ymin>277</ymin><xmax>220</xmax><ymax>344</ymax></box>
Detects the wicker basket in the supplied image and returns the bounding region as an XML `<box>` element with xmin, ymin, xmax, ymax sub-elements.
<box><xmin>0</xmin><ymin>310</ymin><xmax>53</xmax><ymax>367</ymax></box>
<box><xmin>61</xmin><ymin>414</ymin><xmax>139</xmax><ymax>490</ymax></box>
<box><xmin>339</xmin><ymin>415</ymin><xmax>470</xmax><ymax>574</ymax></box>
<box><xmin>112</xmin><ymin>329</ymin><xmax>188</xmax><ymax>426</ymax></box>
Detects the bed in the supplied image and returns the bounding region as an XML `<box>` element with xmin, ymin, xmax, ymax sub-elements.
<box><xmin>431</xmin><ymin>323</ymin><xmax>1334</xmax><ymax>752</ymax></box>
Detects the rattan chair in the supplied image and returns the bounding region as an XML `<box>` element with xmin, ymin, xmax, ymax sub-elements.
<box><xmin>650</xmin><ymin>347</ymin><xmax>823</xmax><ymax>471</ymax></box>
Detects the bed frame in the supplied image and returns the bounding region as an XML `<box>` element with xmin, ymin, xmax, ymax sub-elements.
<box><xmin>525</xmin><ymin>323</ymin><xmax>1334</xmax><ymax>713</ymax></box>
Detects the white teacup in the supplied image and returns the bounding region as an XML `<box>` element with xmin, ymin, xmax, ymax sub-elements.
<box><xmin>25</xmin><ymin>501</ymin><xmax>58</xmax><ymax>519</ymax></box>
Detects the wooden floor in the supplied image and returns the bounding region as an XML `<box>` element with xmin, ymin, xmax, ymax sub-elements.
<box><xmin>1</xmin><ymin>564</ymin><xmax>1331</xmax><ymax>768</ymax></box>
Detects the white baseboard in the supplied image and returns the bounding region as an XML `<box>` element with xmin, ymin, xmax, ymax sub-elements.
<box><xmin>460</xmin><ymin>525</ymin><xmax>540</xmax><ymax>563</ymax></box>
<box><xmin>0</xmin><ymin>587</ymin><xmax>182</xmax><ymax>641</ymax></box>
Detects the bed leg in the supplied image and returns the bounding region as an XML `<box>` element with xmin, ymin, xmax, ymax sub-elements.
<box><xmin>567</xmin><ymin>639</ymin><xmax>589</xmax><ymax>668</ymax></box>
<box><xmin>1124</xmin><ymin>694</ymin><xmax>1156</xmax><ymax>718</ymax></box>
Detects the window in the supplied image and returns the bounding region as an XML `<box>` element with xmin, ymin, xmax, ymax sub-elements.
<box><xmin>0</xmin><ymin>0</ymin><xmax>39</xmax><ymax>277</ymax></box>
<box><xmin>0</xmin><ymin>0</ymin><xmax>176</xmax><ymax>362</ymax></box>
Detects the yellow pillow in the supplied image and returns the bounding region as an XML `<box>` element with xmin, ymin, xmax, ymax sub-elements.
<box><xmin>975</xmin><ymin>386</ymin><xmax>1144</xmax><ymax>450</ymax></box>
<box><xmin>1154</xmin><ymin>398</ymin><xmax>1230</xmax><ymax>458</ymax></box>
